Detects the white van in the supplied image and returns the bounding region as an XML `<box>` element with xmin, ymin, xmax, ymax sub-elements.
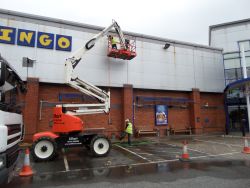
<box><xmin>0</xmin><ymin>55</ymin><xmax>26</xmax><ymax>184</ymax></box>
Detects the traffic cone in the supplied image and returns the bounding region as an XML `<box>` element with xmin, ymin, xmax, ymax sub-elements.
<box><xmin>242</xmin><ymin>137</ymin><xmax>250</xmax><ymax>154</ymax></box>
<box><xmin>180</xmin><ymin>140</ymin><xmax>190</xmax><ymax>161</ymax></box>
<box><xmin>19</xmin><ymin>148</ymin><xmax>33</xmax><ymax>177</ymax></box>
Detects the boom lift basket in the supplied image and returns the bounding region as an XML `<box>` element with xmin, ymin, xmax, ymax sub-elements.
<box><xmin>107</xmin><ymin>36</ymin><xmax>136</xmax><ymax>60</ymax></box>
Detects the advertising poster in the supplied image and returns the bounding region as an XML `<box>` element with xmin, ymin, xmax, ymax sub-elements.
<box><xmin>155</xmin><ymin>105</ymin><xmax>168</xmax><ymax>125</ymax></box>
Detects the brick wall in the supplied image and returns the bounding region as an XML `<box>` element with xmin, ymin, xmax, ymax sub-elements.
<box><xmin>200</xmin><ymin>92</ymin><xmax>226</xmax><ymax>133</ymax></box>
<box><xmin>190</xmin><ymin>89</ymin><xmax>202</xmax><ymax>134</ymax></box>
<box><xmin>134</xmin><ymin>89</ymin><xmax>225</xmax><ymax>135</ymax></box>
<box><xmin>22</xmin><ymin>80</ymin><xmax>226</xmax><ymax>141</ymax></box>
<box><xmin>23</xmin><ymin>78</ymin><xmax>39</xmax><ymax>141</ymax></box>
<box><xmin>134</xmin><ymin>89</ymin><xmax>191</xmax><ymax>136</ymax></box>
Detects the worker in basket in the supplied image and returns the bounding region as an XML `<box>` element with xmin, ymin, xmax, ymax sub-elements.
<box><xmin>125</xmin><ymin>39</ymin><xmax>130</xmax><ymax>50</ymax></box>
<box><xmin>109</xmin><ymin>35</ymin><xmax>118</xmax><ymax>49</ymax></box>
<box><xmin>120</xmin><ymin>119</ymin><xmax>133</xmax><ymax>145</ymax></box>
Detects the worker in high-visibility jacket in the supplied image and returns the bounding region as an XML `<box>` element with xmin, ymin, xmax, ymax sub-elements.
<box><xmin>120</xmin><ymin>119</ymin><xmax>133</xmax><ymax>145</ymax></box>
<box><xmin>110</xmin><ymin>36</ymin><xmax>118</xmax><ymax>49</ymax></box>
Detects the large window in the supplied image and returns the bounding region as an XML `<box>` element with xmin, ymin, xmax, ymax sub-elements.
<box><xmin>225</xmin><ymin>67</ymin><xmax>243</xmax><ymax>85</ymax></box>
<box><xmin>223</xmin><ymin>44</ymin><xmax>250</xmax><ymax>85</ymax></box>
<box><xmin>0</xmin><ymin>81</ymin><xmax>21</xmax><ymax>113</ymax></box>
<box><xmin>0</xmin><ymin>57</ymin><xmax>25</xmax><ymax>113</ymax></box>
<box><xmin>225</xmin><ymin>68</ymin><xmax>242</xmax><ymax>80</ymax></box>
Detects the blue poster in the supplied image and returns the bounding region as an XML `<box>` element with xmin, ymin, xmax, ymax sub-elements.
<box><xmin>155</xmin><ymin>105</ymin><xmax>168</xmax><ymax>125</ymax></box>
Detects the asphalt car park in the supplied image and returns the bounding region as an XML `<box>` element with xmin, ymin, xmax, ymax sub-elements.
<box><xmin>5</xmin><ymin>134</ymin><xmax>250</xmax><ymax>188</ymax></box>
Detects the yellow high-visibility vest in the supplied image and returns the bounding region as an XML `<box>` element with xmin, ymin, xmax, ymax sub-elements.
<box><xmin>125</xmin><ymin>122</ymin><xmax>133</xmax><ymax>134</ymax></box>
<box><xmin>111</xmin><ymin>37</ymin><xmax>117</xmax><ymax>45</ymax></box>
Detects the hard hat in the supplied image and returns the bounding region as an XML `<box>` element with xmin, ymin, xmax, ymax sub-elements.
<box><xmin>125</xmin><ymin>119</ymin><xmax>129</xmax><ymax>122</ymax></box>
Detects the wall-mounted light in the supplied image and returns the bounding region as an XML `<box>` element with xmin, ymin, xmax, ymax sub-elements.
<box><xmin>22</xmin><ymin>57</ymin><xmax>36</xmax><ymax>67</ymax></box>
<box><xmin>163</xmin><ymin>43</ymin><xmax>170</xmax><ymax>49</ymax></box>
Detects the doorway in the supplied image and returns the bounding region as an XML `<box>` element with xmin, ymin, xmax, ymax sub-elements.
<box><xmin>228</xmin><ymin>106</ymin><xmax>249</xmax><ymax>132</ymax></box>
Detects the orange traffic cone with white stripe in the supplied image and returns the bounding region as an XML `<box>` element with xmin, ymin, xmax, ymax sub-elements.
<box><xmin>180</xmin><ymin>140</ymin><xmax>190</xmax><ymax>161</ymax></box>
<box><xmin>19</xmin><ymin>148</ymin><xmax>33</xmax><ymax>177</ymax></box>
<box><xmin>242</xmin><ymin>137</ymin><xmax>250</xmax><ymax>154</ymax></box>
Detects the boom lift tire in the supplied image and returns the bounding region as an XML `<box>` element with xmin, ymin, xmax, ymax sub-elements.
<box><xmin>31</xmin><ymin>137</ymin><xmax>58</xmax><ymax>162</ymax></box>
<box><xmin>90</xmin><ymin>135</ymin><xmax>111</xmax><ymax>157</ymax></box>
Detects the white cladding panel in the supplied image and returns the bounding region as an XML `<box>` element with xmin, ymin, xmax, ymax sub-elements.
<box><xmin>0</xmin><ymin>15</ymin><xmax>224</xmax><ymax>92</ymax></box>
<box><xmin>210</xmin><ymin>22</ymin><xmax>250</xmax><ymax>52</ymax></box>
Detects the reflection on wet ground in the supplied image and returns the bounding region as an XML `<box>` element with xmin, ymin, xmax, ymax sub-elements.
<box><xmin>3</xmin><ymin>136</ymin><xmax>250</xmax><ymax>187</ymax></box>
<box><xmin>7</xmin><ymin>159</ymin><xmax>250</xmax><ymax>188</ymax></box>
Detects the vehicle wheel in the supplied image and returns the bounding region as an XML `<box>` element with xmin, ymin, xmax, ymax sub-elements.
<box><xmin>92</xmin><ymin>168</ymin><xmax>110</xmax><ymax>177</ymax></box>
<box><xmin>31</xmin><ymin>137</ymin><xmax>57</xmax><ymax>162</ymax></box>
<box><xmin>90</xmin><ymin>135</ymin><xmax>111</xmax><ymax>157</ymax></box>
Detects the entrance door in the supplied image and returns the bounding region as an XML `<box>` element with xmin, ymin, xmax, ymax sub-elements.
<box><xmin>228</xmin><ymin>106</ymin><xmax>249</xmax><ymax>132</ymax></box>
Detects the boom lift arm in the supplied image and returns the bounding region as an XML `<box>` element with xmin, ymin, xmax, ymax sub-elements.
<box><xmin>31</xmin><ymin>21</ymin><xmax>128</xmax><ymax>161</ymax></box>
<box><xmin>62</xmin><ymin>20</ymin><xmax>126</xmax><ymax>115</ymax></box>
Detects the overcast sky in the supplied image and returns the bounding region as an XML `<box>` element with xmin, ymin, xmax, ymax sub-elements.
<box><xmin>1</xmin><ymin>0</ymin><xmax>250</xmax><ymax>45</ymax></box>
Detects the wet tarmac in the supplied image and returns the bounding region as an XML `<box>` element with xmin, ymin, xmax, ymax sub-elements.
<box><xmin>6</xmin><ymin>159</ymin><xmax>250</xmax><ymax>188</ymax></box>
<box><xmin>118</xmin><ymin>142</ymin><xmax>206</xmax><ymax>161</ymax></box>
<box><xmin>2</xmin><ymin>135</ymin><xmax>250</xmax><ymax>188</ymax></box>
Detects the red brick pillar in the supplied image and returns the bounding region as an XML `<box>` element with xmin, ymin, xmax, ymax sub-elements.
<box><xmin>23</xmin><ymin>77</ymin><xmax>39</xmax><ymax>141</ymax></box>
<box><xmin>122</xmin><ymin>84</ymin><xmax>133</xmax><ymax>130</ymax></box>
<box><xmin>190</xmin><ymin>88</ymin><xmax>202</xmax><ymax>134</ymax></box>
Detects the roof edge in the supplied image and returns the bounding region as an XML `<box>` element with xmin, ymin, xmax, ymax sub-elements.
<box><xmin>210</xmin><ymin>18</ymin><xmax>250</xmax><ymax>30</ymax></box>
<box><xmin>209</xmin><ymin>18</ymin><xmax>250</xmax><ymax>46</ymax></box>
<box><xmin>0</xmin><ymin>8</ymin><xmax>222</xmax><ymax>51</ymax></box>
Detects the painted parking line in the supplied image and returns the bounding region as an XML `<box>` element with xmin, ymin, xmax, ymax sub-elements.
<box><xmin>37</xmin><ymin>158</ymin><xmax>179</xmax><ymax>175</ymax></box>
<box><xmin>33</xmin><ymin>142</ymin><xmax>241</xmax><ymax>176</ymax></box>
<box><xmin>115</xmin><ymin>143</ymin><xmax>211</xmax><ymax>162</ymax></box>
<box><xmin>114</xmin><ymin>144</ymin><xmax>152</xmax><ymax>162</ymax></box>
<box><xmin>61</xmin><ymin>148</ymin><xmax>69</xmax><ymax>171</ymax></box>
<box><xmin>166</xmin><ymin>143</ymin><xmax>213</xmax><ymax>156</ymax></box>
<box><xmin>190</xmin><ymin>151</ymin><xmax>241</xmax><ymax>159</ymax></box>
<box><xmin>121</xmin><ymin>144</ymin><xmax>181</xmax><ymax>161</ymax></box>
<box><xmin>117</xmin><ymin>142</ymin><xmax>210</xmax><ymax>161</ymax></box>
<box><xmin>137</xmin><ymin>153</ymin><xmax>153</xmax><ymax>155</ymax></box>
<box><xmin>194</xmin><ymin>139</ymin><xmax>242</xmax><ymax>147</ymax></box>
<box><xmin>222</xmin><ymin>135</ymin><xmax>250</xmax><ymax>139</ymax></box>
<box><xmin>36</xmin><ymin>150</ymin><xmax>241</xmax><ymax>176</ymax></box>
